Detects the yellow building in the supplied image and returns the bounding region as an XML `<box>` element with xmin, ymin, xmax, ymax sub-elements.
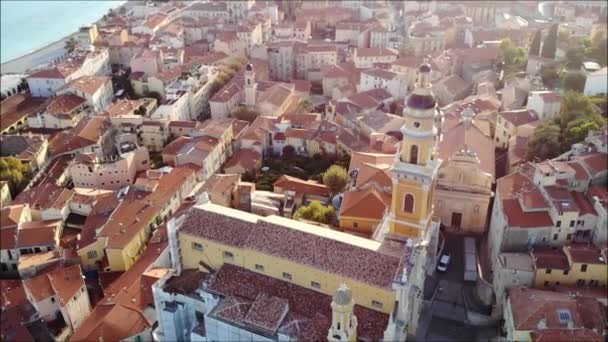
<box><xmin>387</xmin><ymin>64</ymin><xmax>442</xmax><ymax>240</ymax></box>
<box><xmin>532</xmin><ymin>244</ymin><xmax>608</xmax><ymax>288</ymax></box>
<box><xmin>177</xmin><ymin>204</ymin><xmax>405</xmax><ymax>315</ymax></box>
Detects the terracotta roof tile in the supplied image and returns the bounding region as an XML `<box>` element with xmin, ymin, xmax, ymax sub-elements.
<box><xmin>273</xmin><ymin>175</ymin><xmax>330</xmax><ymax>198</ymax></box>
<box><xmin>204</xmin><ymin>263</ymin><xmax>389</xmax><ymax>340</ymax></box>
<box><xmin>45</xmin><ymin>94</ymin><xmax>86</xmax><ymax>115</ymax></box>
<box><xmin>499</xmin><ymin>109</ymin><xmax>539</xmax><ymax>126</ymax></box>
<box><xmin>17</xmin><ymin>220</ymin><xmax>61</xmax><ymax>248</ymax></box>
<box><xmin>340</xmin><ymin>188</ymin><xmax>390</xmax><ymax>221</ymax></box>
<box><xmin>62</xmin><ymin>76</ymin><xmax>110</xmax><ymax>95</ymax></box>
<box><xmin>564</xmin><ymin>244</ymin><xmax>606</xmax><ymax>265</ymax></box>
<box><xmin>501</xmin><ymin>198</ymin><xmax>553</xmax><ymax>228</ymax></box>
<box><xmin>531</xmin><ymin>247</ymin><xmax>570</xmax><ymax>270</ymax></box>
<box><xmin>507</xmin><ymin>287</ymin><xmax>606</xmax><ymax>332</ymax></box>
<box><xmin>0</xmin><ymin>95</ymin><xmax>48</xmax><ymax>131</ymax></box>
<box><xmin>180</xmin><ymin>205</ymin><xmax>406</xmax><ymax>288</ymax></box>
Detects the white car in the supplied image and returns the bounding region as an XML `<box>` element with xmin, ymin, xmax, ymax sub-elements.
<box><xmin>437</xmin><ymin>253</ymin><xmax>451</xmax><ymax>272</ymax></box>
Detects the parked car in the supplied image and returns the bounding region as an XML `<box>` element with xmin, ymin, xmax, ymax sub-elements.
<box><xmin>437</xmin><ymin>253</ymin><xmax>451</xmax><ymax>272</ymax></box>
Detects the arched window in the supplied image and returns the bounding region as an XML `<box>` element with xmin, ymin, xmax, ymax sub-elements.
<box><xmin>410</xmin><ymin>145</ymin><xmax>419</xmax><ymax>165</ymax></box>
<box><xmin>404</xmin><ymin>194</ymin><xmax>414</xmax><ymax>213</ymax></box>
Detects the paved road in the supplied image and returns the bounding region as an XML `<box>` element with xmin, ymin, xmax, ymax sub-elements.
<box><xmin>417</xmin><ymin>232</ymin><xmax>499</xmax><ymax>340</ymax></box>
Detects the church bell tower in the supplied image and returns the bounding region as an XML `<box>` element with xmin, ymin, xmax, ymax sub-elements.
<box><xmin>388</xmin><ymin>63</ymin><xmax>442</xmax><ymax>239</ymax></box>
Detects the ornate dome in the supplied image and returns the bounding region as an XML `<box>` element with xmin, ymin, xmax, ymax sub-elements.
<box><xmin>245</xmin><ymin>63</ymin><xmax>254</xmax><ymax>71</ymax></box>
<box><xmin>419</xmin><ymin>63</ymin><xmax>431</xmax><ymax>73</ymax></box>
<box><xmin>406</xmin><ymin>93</ymin><xmax>436</xmax><ymax>109</ymax></box>
<box><xmin>334</xmin><ymin>283</ymin><xmax>352</xmax><ymax>305</ymax></box>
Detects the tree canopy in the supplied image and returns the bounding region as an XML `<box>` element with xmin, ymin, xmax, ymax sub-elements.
<box><xmin>526</xmin><ymin>123</ymin><xmax>561</xmax><ymax>161</ymax></box>
<box><xmin>499</xmin><ymin>39</ymin><xmax>527</xmax><ymax>74</ymax></box>
<box><xmin>64</xmin><ymin>37</ymin><xmax>77</xmax><ymax>53</ymax></box>
<box><xmin>529</xmin><ymin>30</ymin><xmax>542</xmax><ymax>57</ymax></box>
<box><xmin>0</xmin><ymin>157</ymin><xmax>30</xmax><ymax>196</ymax></box>
<box><xmin>541</xmin><ymin>24</ymin><xmax>558</xmax><ymax>59</ymax></box>
<box><xmin>322</xmin><ymin>165</ymin><xmax>347</xmax><ymax>194</ymax></box>
<box><xmin>561</xmin><ymin>72</ymin><xmax>587</xmax><ymax>93</ymax></box>
<box><xmin>527</xmin><ymin>92</ymin><xmax>607</xmax><ymax>160</ymax></box>
<box><xmin>540</xmin><ymin>65</ymin><xmax>560</xmax><ymax>88</ymax></box>
<box><xmin>564</xmin><ymin>48</ymin><xmax>584</xmax><ymax>70</ymax></box>
<box><xmin>585</xmin><ymin>31</ymin><xmax>608</xmax><ymax>66</ymax></box>
<box><xmin>231</xmin><ymin>106</ymin><xmax>259</xmax><ymax>123</ymax></box>
<box><xmin>294</xmin><ymin>200</ymin><xmax>336</xmax><ymax>224</ymax></box>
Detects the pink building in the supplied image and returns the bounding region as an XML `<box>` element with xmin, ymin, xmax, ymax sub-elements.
<box><xmin>130</xmin><ymin>49</ymin><xmax>162</xmax><ymax>76</ymax></box>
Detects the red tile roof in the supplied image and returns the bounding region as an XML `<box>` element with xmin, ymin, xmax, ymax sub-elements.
<box><xmin>530</xmin><ymin>328</ymin><xmax>604</xmax><ymax>342</ymax></box>
<box><xmin>48</xmin><ymin>116</ymin><xmax>110</xmax><ymax>156</ymax></box>
<box><xmin>507</xmin><ymin>287</ymin><xmax>606</xmax><ymax>332</ymax></box>
<box><xmin>223</xmin><ymin>149</ymin><xmax>262</xmax><ymax>172</ymax></box>
<box><xmin>0</xmin><ymin>95</ymin><xmax>48</xmax><ymax>132</ymax></box>
<box><xmin>23</xmin><ymin>264</ymin><xmax>84</xmax><ymax>306</ymax></box>
<box><xmin>571</xmin><ymin>191</ymin><xmax>596</xmax><ymax>215</ymax></box>
<box><xmin>71</xmin><ymin>237</ymin><xmax>168</xmax><ymax>341</ymax></box>
<box><xmin>180</xmin><ymin>206</ymin><xmax>406</xmax><ymax>288</ymax></box>
<box><xmin>501</xmin><ymin>198</ymin><xmax>553</xmax><ymax>228</ymax></box>
<box><xmin>204</xmin><ymin>263</ymin><xmax>389</xmax><ymax>340</ymax></box>
<box><xmin>498</xmin><ymin>109</ymin><xmax>539</xmax><ymax>127</ymax></box>
<box><xmin>45</xmin><ymin>94</ymin><xmax>86</xmax><ymax>115</ymax></box>
<box><xmin>62</xmin><ymin>76</ymin><xmax>110</xmax><ymax>95</ymax></box>
<box><xmin>0</xmin><ymin>205</ymin><xmax>26</xmax><ymax>229</ymax></box>
<box><xmin>17</xmin><ymin>220</ymin><xmax>61</xmax><ymax>248</ymax></box>
<box><xmin>531</xmin><ymin>247</ymin><xmax>570</xmax><ymax>270</ymax></box>
<box><xmin>273</xmin><ymin>175</ymin><xmax>330</xmax><ymax>198</ymax></box>
<box><xmin>439</xmin><ymin>120</ymin><xmax>495</xmax><ymax>176</ymax></box>
<box><xmin>340</xmin><ymin>188</ymin><xmax>391</xmax><ymax>221</ymax></box>
<box><xmin>564</xmin><ymin>244</ymin><xmax>606</xmax><ymax>265</ymax></box>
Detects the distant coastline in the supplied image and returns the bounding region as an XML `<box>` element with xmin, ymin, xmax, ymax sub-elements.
<box><xmin>0</xmin><ymin>1</ymin><xmax>125</xmax><ymax>75</ymax></box>
<box><xmin>1</xmin><ymin>33</ymin><xmax>74</xmax><ymax>74</ymax></box>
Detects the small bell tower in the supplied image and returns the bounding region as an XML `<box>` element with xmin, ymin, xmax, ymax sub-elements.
<box><xmin>327</xmin><ymin>283</ymin><xmax>358</xmax><ymax>342</ymax></box>
<box><xmin>244</xmin><ymin>63</ymin><xmax>257</xmax><ymax>107</ymax></box>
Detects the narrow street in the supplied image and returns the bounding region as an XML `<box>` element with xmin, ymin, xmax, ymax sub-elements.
<box><xmin>417</xmin><ymin>232</ymin><xmax>499</xmax><ymax>341</ymax></box>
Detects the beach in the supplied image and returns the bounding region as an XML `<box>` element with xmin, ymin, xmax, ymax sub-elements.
<box><xmin>0</xmin><ymin>1</ymin><xmax>123</xmax><ymax>75</ymax></box>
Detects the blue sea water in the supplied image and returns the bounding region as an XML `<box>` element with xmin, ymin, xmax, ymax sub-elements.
<box><xmin>0</xmin><ymin>0</ymin><xmax>123</xmax><ymax>63</ymax></box>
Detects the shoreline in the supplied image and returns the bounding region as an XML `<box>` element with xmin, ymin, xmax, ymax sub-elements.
<box><xmin>0</xmin><ymin>1</ymin><xmax>126</xmax><ymax>75</ymax></box>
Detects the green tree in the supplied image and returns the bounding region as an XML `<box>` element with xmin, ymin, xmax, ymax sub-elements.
<box><xmin>134</xmin><ymin>105</ymin><xmax>146</xmax><ymax>115</ymax></box>
<box><xmin>540</xmin><ymin>65</ymin><xmax>559</xmax><ymax>88</ymax></box>
<box><xmin>564</xmin><ymin>116</ymin><xmax>603</xmax><ymax>147</ymax></box>
<box><xmin>500</xmin><ymin>39</ymin><xmax>527</xmax><ymax>66</ymax></box>
<box><xmin>322</xmin><ymin>165</ymin><xmax>347</xmax><ymax>194</ymax></box>
<box><xmin>564</xmin><ymin>48</ymin><xmax>584</xmax><ymax>69</ymax></box>
<box><xmin>298</xmin><ymin>98</ymin><xmax>314</xmax><ymax>112</ymax></box>
<box><xmin>526</xmin><ymin>123</ymin><xmax>562</xmax><ymax>161</ymax></box>
<box><xmin>561</xmin><ymin>72</ymin><xmax>586</xmax><ymax>92</ymax></box>
<box><xmin>529</xmin><ymin>29</ymin><xmax>542</xmax><ymax>57</ymax></box>
<box><xmin>294</xmin><ymin>200</ymin><xmax>336</xmax><ymax>224</ymax></box>
<box><xmin>231</xmin><ymin>106</ymin><xmax>259</xmax><ymax>123</ymax></box>
<box><xmin>585</xmin><ymin>32</ymin><xmax>608</xmax><ymax>66</ymax></box>
<box><xmin>560</xmin><ymin>91</ymin><xmax>598</xmax><ymax>116</ymax></box>
<box><xmin>0</xmin><ymin>157</ymin><xmax>30</xmax><ymax>196</ymax></box>
<box><xmin>541</xmin><ymin>24</ymin><xmax>558</xmax><ymax>59</ymax></box>
<box><xmin>64</xmin><ymin>37</ymin><xmax>77</xmax><ymax>53</ymax></box>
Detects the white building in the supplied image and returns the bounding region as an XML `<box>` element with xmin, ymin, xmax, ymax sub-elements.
<box><xmin>27</xmin><ymin>48</ymin><xmax>110</xmax><ymax>97</ymax></box>
<box><xmin>70</xmin><ymin>134</ymin><xmax>149</xmax><ymax>190</ymax></box>
<box><xmin>358</xmin><ymin>68</ymin><xmax>408</xmax><ymax>99</ymax></box>
<box><xmin>28</xmin><ymin>94</ymin><xmax>87</xmax><ymax>129</ymax></box>
<box><xmin>22</xmin><ymin>264</ymin><xmax>92</xmax><ymax>335</ymax></box>
<box><xmin>583</xmin><ymin>67</ymin><xmax>608</xmax><ymax>96</ymax></box>
<box><xmin>55</xmin><ymin>76</ymin><xmax>113</xmax><ymax>113</ymax></box>
<box><xmin>526</xmin><ymin>91</ymin><xmax>561</xmax><ymax>120</ymax></box>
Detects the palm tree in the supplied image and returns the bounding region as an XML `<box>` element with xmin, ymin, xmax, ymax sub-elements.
<box><xmin>64</xmin><ymin>37</ymin><xmax>77</xmax><ymax>53</ymax></box>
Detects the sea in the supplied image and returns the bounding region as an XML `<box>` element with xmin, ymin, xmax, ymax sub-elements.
<box><xmin>0</xmin><ymin>0</ymin><xmax>123</xmax><ymax>63</ymax></box>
